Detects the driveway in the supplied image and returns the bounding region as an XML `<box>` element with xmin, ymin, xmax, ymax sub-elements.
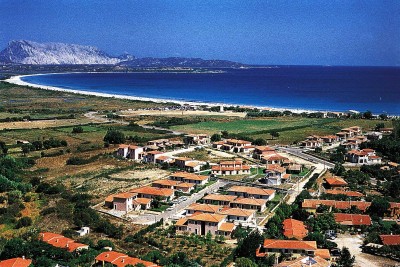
<box><xmin>334</xmin><ymin>233</ymin><xmax>399</xmax><ymax>267</ymax></box>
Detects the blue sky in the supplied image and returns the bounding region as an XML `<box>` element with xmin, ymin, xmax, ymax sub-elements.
<box><xmin>0</xmin><ymin>0</ymin><xmax>399</xmax><ymax>66</ymax></box>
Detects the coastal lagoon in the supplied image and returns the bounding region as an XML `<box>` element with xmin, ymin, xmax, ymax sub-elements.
<box><xmin>21</xmin><ymin>66</ymin><xmax>400</xmax><ymax>115</ymax></box>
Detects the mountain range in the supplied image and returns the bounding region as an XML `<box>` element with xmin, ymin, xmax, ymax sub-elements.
<box><xmin>0</xmin><ymin>40</ymin><xmax>246</xmax><ymax>68</ymax></box>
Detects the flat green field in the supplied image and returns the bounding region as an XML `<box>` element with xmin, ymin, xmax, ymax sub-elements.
<box><xmin>171</xmin><ymin>117</ymin><xmax>388</xmax><ymax>145</ymax></box>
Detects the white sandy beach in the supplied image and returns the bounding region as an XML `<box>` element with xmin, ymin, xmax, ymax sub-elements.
<box><xmin>5</xmin><ymin>73</ymin><xmax>325</xmax><ymax>114</ymax></box>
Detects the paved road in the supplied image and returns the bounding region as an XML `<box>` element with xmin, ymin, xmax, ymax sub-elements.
<box><xmin>129</xmin><ymin>179</ymin><xmax>228</xmax><ymax>224</ymax></box>
<box><xmin>278</xmin><ymin>146</ymin><xmax>335</xmax><ymax>169</ymax></box>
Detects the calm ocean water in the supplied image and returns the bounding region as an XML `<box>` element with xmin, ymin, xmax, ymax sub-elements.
<box><xmin>21</xmin><ymin>66</ymin><xmax>400</xmax><ymax>115</ymax></box>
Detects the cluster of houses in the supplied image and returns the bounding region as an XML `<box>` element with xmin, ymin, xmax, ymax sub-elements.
<box><xmin>175</xmin><ymin>185</ymin><xmax>276</xmax><ymax>238</ymax></box>
<box><xmin>105</xmin><ymin>172</ymin><xmax>209</xmax><ymax>212</ymax></box>
<box><xmin>299</xmin><ymin>126</ymin><xmax>384</xmax><ymax>165</ymax></box>
<box><xmin>211</xmin><ymin>159</ymin><xmax>251</xmax><ymax>176</ymax></box>
<box><xmin>1</xmin><ymin>232</ymin><xmax>159</xmax><ymax>267</ymax></box>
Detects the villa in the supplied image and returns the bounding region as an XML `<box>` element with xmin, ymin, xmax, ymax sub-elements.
<box><xmin>227</xmin><ymin>185</ymin><xmax>276</xmax><ymax>200</ymax></box>
<box><xmin>211</xmin><ymin>159</ymin><xmax>251</xmax><ymax>176</ymax></box>
<box><xmin>95</xmin><ymin>251</ymin><xmax>158</xmax><ymax>267</ymax></box>
<box><xmin>256</xmin><ymin>239</ymin><xmax>318</xmax><ymax>258</ymax></box>
<box><xmin>346</xmin><ymin>149</ymin><xmax>382</xmax><ymax>165</ymax></box>
<box><xmin>229</xmin><ymin>197</ymin><xmax>267</xmax><ymax>212</ymax></box>
<box><xmin>324</xmin><ymin>176</ymin><xmax>348</xmax><ymax>189</ymax></box>
<box><xmin>282</xmin><ymin>218</ymin><xmax>308</xmax><ymax>240</ymax></box>
<box><xmin>334</xmin><ymin>213</ymin><xmax>371</xmax><ymax>227</ymax></box>
<box><xmin>203</xmin><ymin>194</ymin><xmax>238</xmax><ymax>206</ymax></box>
<box><xmin>169</xmin><ymin>171</ymin><xmax>209</xmax><ymax>185</ymax></box>
<box><xmin>117</xmin><ymin>144</ymin><xmax>144</xmax><ymax>160</ymax></box>
<box><xmin>0</xmin><ymin>258</ymin><xmax>32</xmax><ymax>267</ymax></box>
<box><xmin>184</xmin><ymin>134</ymin><xmax>210</xmax><ymax>145</ymax></box>
<box><xmin>40</xmin><ymin>232</ymin><xmax>89</xmax><ymax>253</ymax></box>
<box><xmin>130</xmin><ymin>186</ymin><xmax>174</xmax><ymax>201</ymax></box>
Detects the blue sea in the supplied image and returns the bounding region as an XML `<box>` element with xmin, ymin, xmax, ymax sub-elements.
<box><xmin>21</xmin><ymin>66</ymin><xmax>400</xmax><ymax>115</ymax></box>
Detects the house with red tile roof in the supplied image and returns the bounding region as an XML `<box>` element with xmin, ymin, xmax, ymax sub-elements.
<box><xmin>380</xmin><ymin>234</ymin><xmax>400</xmax><ymax>246</ymax></box>
<box><xmin>334</xmin><ymin>213</ymin><xmax>371</xmax><ymax>227</ymax></box>
<box><xmin>321</xmin><ymin>135</ymin><xmax>339</xmax><ymax>144</ymax></box>
<box><xmin>302</xmin><ymin>199</ymin><xmax>371</xmax><ymax>213</ymax></box>
<box><xmin>346</xmin><ymin>149</ymin><xmax>382</xmax><ymax>165</ymax></box>
<box><xmin>117</xmin><ymin>144</ymin><xmax>144</xmax><ymax>160</ymax></box>
<box><xmin>211</xmin><ymin>159</ymin><xmax>251</xmax><ymax>176</ymax></box>
<box><xmin>185</xmin><ymin>160</ymin><xmax>203</xmax><ymax>172</ymax></box>
<box><xmin>256</xmin><ymin>239</ymin><xmax>318</xmax><ymax>258</ymax></box>
<box><xmin>218</xmin><ymin>207</ymin><xmax>257</xmax><ymax>223</ymax></box>
<box><xmin>186</xmin><ymin>203</ymin><xmax>222</xmax><ymax>214</ymax></box>
<box><xmin>261</xmin><ymin>152</ymin><xmax>289</xmax><ymax>165</ymax></box>
<box><xmin>227</xmin><ymin>186</ymin><xmax>276</xmax><ymax>200</ymax></box>
<box><xmin>219</xmin><ymin>139</ymin><xmax>253</xmax><ymax>153</ymax></box>
<box><xmin>175</xmin><ymin>212</ymin><xmax>236</xmax><ymax>238</ymax></box>
<box><xmin>300</xmin><ymin>135</ymin><xmax>323</xmax><ymax>149</ymax></box>
<box><xmin>152</xmin><ymin>179</ymin><xmax>181</xmax><ymax>189</ymax></box>
<box><xmin>105</xmin><ymin>193</ymin><xmax>151</xmax><ymax>212</ymax></box>
<box><xmin>95</xmin><ymin>251</ymin><xmax>158</xmax><ymax>267</ymax></box>
<box><xmin>0</xmin><ymin>257</ymin><xmax>32</xmax><ymax>267</ymax></box>
<box><xmin>324</xmin><ymin>189</ymin><xmax>364</xmax><ymax>198</ymax></box>
<box><xmin>130</xmin><ymin>186</ymin><xmax>174</xmax><ymax>201</ymax></box>
<box><xmin>252</xmin><ymin>146</ymin><xmax>276</xmax><ymax>160</ymax></box>
<box><xmin>39</xmin><ymin>232</ymin><xmax>89</xmax><ymax>252</ymax></box>
<box><xmin>262</xmin><ymin>164</ymin><xmax>290</xmax><ymax>185</ymax></box>
<box><xmin>169</xmin><ymin>171</ymin><xmax>209</xmax><ymax>185</ymax></box>
<box><xmin>277</xmin><ymin>256</ymin><xmax>330</xmax><ymax>267</ymax></box>
<box><xmin>282</xmin><ymin>218</ymin><xmax>308</xmax><ymax>240</ymax></box>
<box><xmin>143</xmin><ymin>150</ymin><xmax>165</xmax><ymax>163</ymax></box>
<box><xmin>324</xmin><ymin>176</ymin><xmax>348</xmax><ymax>189</ymax></box>
<box><xmin>203</xmin><ymin>194</ymin><xmax>238</xmax><ymax>206</ymax></box>
<box><xmin>229</xmin><ymin>197</ymin><xmax>267</xmax><ymax>212</ymax></box>
<box><xmin>174</xmin><ymin>182</ymin><xmax>196</xmax><ymax>193</ymax></box>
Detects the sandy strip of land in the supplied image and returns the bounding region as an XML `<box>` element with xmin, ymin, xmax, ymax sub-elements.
<box><xmin>119</xmin><ymin>109</ymin><xmax>247</xmax><ymax>117</ymax></box>
<box><xmin>0</xmin><ymin>119</ymin><xmax>91</xmax><ymax>130</ymax></box>
<box><xmin>5</xmin><ymin>74</ymin><xmax>325</xmax><ymax>114</ymax></box>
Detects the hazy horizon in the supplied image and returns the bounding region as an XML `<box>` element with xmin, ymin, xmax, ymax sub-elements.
<box><xmin>1</xmin><ymin>0</ymin><xmax>399</xmax><ymax>66</ymax></box>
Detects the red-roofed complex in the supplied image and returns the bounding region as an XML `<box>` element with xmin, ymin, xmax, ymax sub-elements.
<box><xmin>130</xmin><ymin>186</ymin><xmax>174</xmax><ymax>201</ymax></box>
<box><xmin>283</xmin><ymin>218</ymin><xmax>308</xmax><ymax>240</ymax></box>
<box><xmin>116</xmin><ymin>144</ymin><xmax>144</xmax><ymax>160</ymax></box>
<box><xmin>95</xmin><ymin>251</ymin><xmax>158</xmax><ymax>267</ymax></box>
<box><xmin>277</xmin><ymin>256</ymin><xmax>330</xmax><ymax>267</ymax></box>
<box><xmin>211</xmin><ymin>160</ymin><xmax>251</xmax><ymax>176</ymax></box>
<box><xmin>169</xmin><ymin>172</ymin><xmax>209</xmax><ymax>185</ymax></box>
<box><xmin>0</xmin><ymin>257</ymin><xmax>32</xmax><ymax>267</ymax></box>
<box><xmin>256</xmin><ymin>239</ymin><xmax>318</xmax><ymax>258</ymax></box>
<box><xmin>334</xmin><ymin>213</ymin><xmax>371</xmax><ymax>226</ymax></box>
<box><xmin>40</xmin><ymin>232</ymin><xmax>89</xmax><ymax>252</ymax></box>
<box><xmin>380</xmin><ymin>235</ymin><xmax>400</xmax><ymax>246</ymax></box>
<box><xmin>346</xmin><ymin>149</ymin><xmax>382</xmax><ymax>165</ymax></box>
<box><xmin>324</xmin><ymin>176</ymin><xmax>348</xmax><ymax>189</ymax></box>
<box><xmin>302</xmin><ymin>199</ymin><xmax>371</xmax><ymax>213</ymax></box>
<box><xmin>227</xmin><ymin>186</ymin><xmax>276</xmax><ymax>200</ymax></box>
<box><xmin>324</xmin><ymin>189</ymin><xmax>364</xmax><ymax>198</ymax></box>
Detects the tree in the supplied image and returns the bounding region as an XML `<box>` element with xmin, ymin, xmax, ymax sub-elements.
<box><xmin>235</xmin><ymin>230</ymin><xmax>264</xmax><ymax>261</ymax></box>
<box><xmin>103</xmin><ymin>129</ymin><xmax>125</xmax><ymax>144</ymax></box>
<box><xmin>331</xmin><ymin>163</ymin><xmax>345</xmax><ymax>176</ymax></box>
<box><xmin>334</xmin><ymin>247</ymin><xmax>355</xmax><ymax>267</ymax></box>
<box><xmin>72</xmin><ymin>126</ymin><xmax>84</xmax><ymax>133</ymax></box>
<box><xmin>21</xmin><ymin>144</ymin><xmax>31</xmax><ymax>156</ymax></box>
<box><xmin>211</xmin><ymin>133</ymin><xmax>221</xmax><ymax>142</ymax></box>
<box><xmin>253</xmin><ymin>138</ymin><xmax>267</xmax><ymax>146</ymax></box>
<box><xmin>368</xmin><ymin>198</ymin><xmax>390</xmax><ymax>218</ymax></box>
<box><xmin>15</xmin><ymin>217</ymin><xmax>32</xmax><ymax>229</ymax></box>
<box><xmin>235</xmin><ymin>257</ymin><xmax>258</xmax><ymax>267</ymax></box>
<box><xmin>270</xmin><ymin>131</ymin><xmax>280</xmax><ymax>139</ymax></box>
<box><xmin>363</xmin><ymin>110</ymin><xmax>373</xmax><ymax>119</ymax></box>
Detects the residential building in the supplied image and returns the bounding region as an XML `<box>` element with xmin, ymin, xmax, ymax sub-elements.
<box><xmin>262</xmin><ymin>164</ymin><xmax>289</xmax><ymax>185</ymax></box>
<box><xmin>283</xmin><ymin>218</ymin><xmax>308</xmax><ymax>240</ymax></box>
<box><xmin>253</xmin><ymin>146</ymin><xmax>276</xmax><ymax>160</ymax></box>
<box><xmin>229</xmin><ymin>197</ymin><xmax>267</xmax><ymax>212</ymax></box>
<box><xmin>256</xmin><ymin>239</ymin><xmax>318</xmax><ymax>258</ymax></box>
<box><xmin>365</xmin><ymin>131</ymin><xmax>383</xmax><ymax>140</ymax></box>
<box><xmin>130</xmin><ymin>186</ymin><xmax>174</xmax><ymax>201</ymax></box>
<box><xmin>95</xmin><ymin>251</ymin><xmax>158</xmax><ymax>267</ymax></box>
<box><xmin>321</xmin><ymin>135</ymin><xmax>339</xmax><ymax>144</ymax></box>
<box><xmin>324</xmin><ymin>189</ymin><xmax>364</xmax><ymax>198</ymax></box>
<box><xmin>175</xmin><ymin>213</ymin><xmax>236</xmax><ymax>238</ymax></box>
<box><xmin>117</xmin><ymin>145</ymin><xmax>144</xmax><ymax>160</ymax></box>
<box><xmin>302</xmin><ymin>199</ymin><xmax>371</xmax><ymax>213</ymax></box>
<box><xmin>218</xmin><ymin>207</ymin><xmax>256</xmax><ymax>223</ymax></box>
<box><xmin>110</xmin><ymin>192</ymin><xmax>138</xmax><ymax>212</ymax></box>
<box><xmin>300</xmin><ymin>136</ymin><xmax>323</xmax><ymax>149</ymax></box>
<box><xmin>324</xmin><ymin>176</ymin><xmax>348</xmax><ymax>189</ymax></box>
<box><xmin>174</xmin><ymin>182</ymin><xmax>195</xmax><ymax>193</ymax></box>
<box><xmin>334</xmin><ymin>213</ymin><xmax>371</xmax><ymax>227</ymax></box>
<box><xmin>169</xmin><ymin>172</ymin><xmax>209</xmax><ymax>185</ymax></box>
<box><xmin>211</xmin><ymin>160</ymin><xmax>251</xmax><ymax>176</ymax></box>
<box><xmin>186</xmin><ymin>203</ymin><xmax>222</xmax><ymax>214</ymax></box>
<box><xmin>185</xmin><ymin>160</ymin><xmax>203</xmax><ymax>172</ymax></box>
<box><xmin>152</xmin><ymin>179</ymin><xmax>181</xmax><ymax>190</ymax></box>
<box><xmin>143</xmin><ymin>151</ymin><xmax>164</xmax><ymax>163</ymax></box>
<box><xmin>184</xmin><ymin>134</ymin><xmax>210</xmax><ymax>145</ymax></box>
<box><xmin>40</xmin><ymin>232</ymin><xmax>89</xmax><ymax>252</ymax></box>
<box><xmin>174</xmin><ymin>157</ymin><xmax>194</xmax><ymax>169</ymax></box>
<box><xmin>227</xmin><ymin>186</ymin><xmax>276</xmax><ymax>200</ymax></box>
<box><xmin>380</xmin><ymin>235</ymin><xmax>400</xmax><ymax>246</ymax></box>
<box><xmin>277</xmin><ymin>256</ymin><xmax>330</xmax><ymax>267</ymax></box>
<box><xmin>154</xmin><ymin>155</ymin><xmax>173</xmax><ymax>165</ymax></box>
<box><xmin>261</xmin><ymin>153</ymin><xmax>289</xmax><ymax>165</ymax></box>
<box><xmin>346</xmin><ymin>149</ymin><xmax>382</xmax><ymax>165</ymax></box>
<box><xmin>0</xmin><ymin>257</ymin><xmax>32</xmax><ymax>267</ymax></box>
<box><xmin>220</xmin><ymin>139</ymin><xmax>252</xmax><ymax>153</ymax></box>
<box><xmin>203</xmin><ymin>194</ymin><xmax>238</xmax><ymax>206</ymax></box>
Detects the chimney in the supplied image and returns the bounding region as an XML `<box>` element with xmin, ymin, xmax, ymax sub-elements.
<box><xmin>22</xmin><ymin>256</ymin><xmax>25</xmax><ymax>260</ymax></box>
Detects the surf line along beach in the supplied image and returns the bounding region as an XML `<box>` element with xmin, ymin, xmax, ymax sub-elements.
<box><xmin>5</xmin><ymin>73</ymin><xmax>345</xmax><ymax>115</ymax></box>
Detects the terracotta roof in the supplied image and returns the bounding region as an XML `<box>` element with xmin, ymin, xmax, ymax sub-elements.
<box><xmin>156</xmin><ymin>155</ymin><xmax>170</xmax><ymax>161</ymax></box>
<box><xmin>186</xmin><ymin>203</ymin><xmax>222</xmax><ymax>213</ymax></box>
<box><xmin>262</xmin><ymin>239</ymin><xmax>317</xmax><ymax>251</ymax></box>
<box><xmin>325</xmin><ymin>177</ymin><xmax>348</xmax><ymax>186</ymax></box>
<box><xmin>231</xmin><ymin>197</ymin><xmax>267</xmax><ymax>206</ymax></box>
<box><xmin>334</xmin><ymin>213</ymin><xmax>371</xmax><ymax>226</ymax></box>
<box><xmin>228</xmin><ymin>186</ymin><xmax>276</xmax><ymax>196</ymax></box>
<box><xmin>282</xmin><ymin>174</ymin><xmax>291</xmax><ymax>179</ymax></box>
<box><xmin>302</xmin><ymin>199</ymin><xmax>371</xmax><ymax>212</ymax></box>
<box><xmin>174</xmin><ymin>182</ymin><xmax>195</xmax><ymax>188</ymax></box>
<box><xmin>130</xmin><ymin>186</ymin><xmax>174</xmax><ymax>197</ymax></box>
<box><xmin>218</xmin><ymin>222</ymin><xmax>236</xmax><ymax>232</ymax></box>
<box><xmin>134</xmin><ymin>198</ymin><xmax>152</xmax><ymax>205</ymax></box>
<box><xmin>266</xmin><ymin>164</ymin><xmax>286</xmax><ymax>173</ymax></box>
<box><xmin>40</xmin><ymin>232</ymin><xmax>88</xmax><ymax>252</ymax></box>
<box><xmin>219</xmin><ymin>160</ymin><xmax>243</xmax><ymax>165</ymax></box>
<box><xmin>40</xmin><ymin>232</ymin><xmax>63</xmax><ymax>242</ymax></box>
<box><xmin>188</xmin><ymin>213</ymin><xmax>226</xmax><ymax>223</ymax></box>
<box><xmin>380</xmin><ymin>235</ymin><xmax>400</xmax><ymax>246</ymax></box>
<box><xmin>277</xmin><ymin>256</ymin><xmax>329</xmax><ymax>267</ymax></box>
<box><xmin>203</xmin><ymin>194</ymin><xmax>238</xmax><ymax>202</ymax></box>
<box><xmin>118</xmin><ymin>144</ymin><xmax>129</xmax><ymax>148</ymax></box>
<box><xmin>170</xmin><ymin>172</ymin><xmax>209</xmax><ymax>181</ymax></box>
<box><xmin>263</xmin><ymin>154</ymin><xmax>288</xmax><ymax>161</ymax></box>
<box><xmin>315</xmin><ymin>249</ymin><xmax>331</xmax><ymax>260</ymax></box>
<box><xmin>147</xmin><ymin>150</ymin><xmax>163</xmax><ymax>155</ymax></box>
<box><xmin>283</xmin><ymin>219</ymin><xmax>308</xmax><ymax>240</ymax></box>
<box><xmin>185</xmin><ymin>161</ymin><xmax>201</xmax><ymax>167</ymax></box>
<box><xmin>212</xmin><ymin>165</ymin><xmax>251</xmax><ymax>171</ymax></box>
<box><xmin>152</xmin><ymin>179</ymin><xmax>181</xmax><ymax>186</ymax></box>
<box><xmin>96</xmin><ymin>251</ymin><xmax>127</xmax><ymax>263</ymax></box>
<box><xmin>218</xmin><ymin>207</ymin><xmax>256</xmax><ymax>217</ymax></box>
<box><xmin>325</xmin><ymin>189</ymin><xmax>364</xmax><ymax>197</ymax></box>
<box><xmin>95</xmin><ymin>251</ymin><xmax>158</xmax><ymax>267</ymax></box>
<box><xmin>175</xmin><ymin>157</ymin><xmax>192</xmax><ymax>161</ymax></box>
<box><xmin>113</xmin><ymin>192</ymin><xmax>137</xmax><ymax>199</ymax></box>
<box><xmin>175</xmin><ymin>217</ymin><xmax>189</xmax><ymax>226</ymax></box>
<box><xmin>0</xmin><ymin>258</ymin><xmax>32</xmax><ymax>267</ymax></box>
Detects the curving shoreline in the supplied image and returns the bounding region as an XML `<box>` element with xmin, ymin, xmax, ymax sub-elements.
<box><xmin>4</xmin><ymin>73</ymin><xmax>344</xmax><ymax>114</ymax></box>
